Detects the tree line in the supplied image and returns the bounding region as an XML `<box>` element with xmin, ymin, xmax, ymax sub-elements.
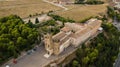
<box><xmin>75</xmin><ymin>0</ymin><xmax>104</xmax><ymax>5</ymax></box>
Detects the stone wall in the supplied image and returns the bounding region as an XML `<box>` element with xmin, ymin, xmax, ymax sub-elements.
<box><xmin>44</xmin><ymin>46</ymin><xmax>77</xmax><ymax>67</ymax></box>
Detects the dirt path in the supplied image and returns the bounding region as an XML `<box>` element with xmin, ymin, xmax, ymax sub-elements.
<box><xmin>42</xmin><ymin>0</ymin><xmax>68</xmax><ymax>10</ymax></box>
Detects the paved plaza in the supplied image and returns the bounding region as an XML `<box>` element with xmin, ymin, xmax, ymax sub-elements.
<box><xmin>2</xmin><ymin>45</ymin><xmax>76</xmax><ymax>67</ymax></box>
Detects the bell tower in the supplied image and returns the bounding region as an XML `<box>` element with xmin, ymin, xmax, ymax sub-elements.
<box><xmin>44</xmin><ymin>33</ymin><xmax>54</xmax><ymax>56</ymax></box>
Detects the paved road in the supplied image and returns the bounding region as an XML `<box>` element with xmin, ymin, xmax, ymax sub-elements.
<box><xmin>114</xmin><ymin>54</ymin><xmax>120</xmax><ymax>67</ymax></box>
<box><xmin>113</xmin><ymin>18</ymin><xmax>120</xmax><ymax>31</ymax></box>
<box><xmin>113</xmin><ymin>19</ymin><xmax>120</xmax><ymax>67</ymax></box>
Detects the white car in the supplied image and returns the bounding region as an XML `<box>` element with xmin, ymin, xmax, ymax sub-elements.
<box><xmin>6</xmin><ymin>64</ymin><xmax>10</xmax><ymax>67</ymax></box>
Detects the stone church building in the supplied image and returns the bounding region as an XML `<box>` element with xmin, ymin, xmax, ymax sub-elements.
<box><xmin>44</xmin><ymin>18</ymin><xmax>102</xmax><ymax>58</ymax></box>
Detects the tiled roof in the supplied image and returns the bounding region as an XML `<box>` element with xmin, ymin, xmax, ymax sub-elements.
<box><xmin>87</xmin><ymin>19</ymin><xmax>102</xmax><ymax>28</ymax></box>
<box><xmin>60</xmin><ymin>32</ymin><xmax>73</xmax><ymax>44</ymax></box>
<box><xmin>61</xmin><ymin>27</ymin><xmax>71</xmax><ymax>32</ymax></box>
<box><xmin>52</xmin><ymin>18</ymin><xmax>102</xmax><ymax>45</ymax></box>
<box><xmin>52</xmin><ymin>32</ymin><xmax>66</xmax><ymax>42</ymax></box>
<box><xmin>71</xmin><ymin>19</ymin><xmax>101</xmax><ymax>38</ymax></box>
<box><xmin>71</xmin><ymin>28</ymin><xmax>91</xmax><ymax>38</ymax></box>
<box><xmin>60</xmin><ymin>0</ymin><xmax>70</xmax><ymax>2</ymax></box>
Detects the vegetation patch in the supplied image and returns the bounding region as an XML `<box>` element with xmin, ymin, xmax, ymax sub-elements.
<box><xmin>75</xmin><ymin>0</ymin><xmax>104</xmax><ymax>5</ymax></box>
<box><xmin>48</xmin><ymin>14</ymin><xmax>75</xmax><ymax>23</ymax></box>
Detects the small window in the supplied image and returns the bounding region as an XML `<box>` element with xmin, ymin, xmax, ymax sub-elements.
<box><xmin>58</xmin><ymin>47</ymin><xmax>59</xmax><ymax>50</ymax></box>
<box><xmin>48</xmin><ymin>52</ymin><xmax>50</xmax><ymax>55</ymax></box>
<box><xmin>48</xmin><ymin>45</ymin><xmax>49</xmax><ymax>48</ymax></box>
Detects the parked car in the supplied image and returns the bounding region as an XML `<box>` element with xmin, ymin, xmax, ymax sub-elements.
<box><xmin>6</xmin><ymin>64</ymin><xmax>10</xmax><ymax>67</ymax></box>
<box><xmin>27</xmin><ymin>50</ymin><xmax>32</xmax><ymax>55</ymax></box>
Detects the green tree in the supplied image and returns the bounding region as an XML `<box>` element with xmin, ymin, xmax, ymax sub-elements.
<box><xmin>35</xmin><ymin>18</ymin><xmax>39</xmax><ymax>24</ymax></box>
<box><xmin>88</xmin><ymin>49</ymin><xmax>98</xmax><ymax>62</ymax></box>
<box><xmin>27</xmin><ymin>20</ymin><xmax>34</xmax><ymax>28</ymax></box>
<box><xmin>75</xmin><ymin>0</ymin><xmax>85</xmax><ymax>4</ymax></box>
<box><xmin>72</xmin><ymin>60</ymin><xmax>80</xmax><ymax>67</ymax></box>
<box><xmin>82</xmin><ymin>56</ymin><xmax>90</xmax><ymax>65</ymax></box>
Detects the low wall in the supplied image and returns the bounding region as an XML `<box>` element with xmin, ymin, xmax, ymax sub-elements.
<box><xmin>44</xmin><ymin>47</ymin><xmax>77</xmax><ymax>67</ymax></box>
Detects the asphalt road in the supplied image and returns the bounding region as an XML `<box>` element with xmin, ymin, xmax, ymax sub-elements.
<box><xmin>113</xmin><ymin>19</ymin><xmax>120</xmax><ymax>67</ymax></box>
<box><xmin>114</xmin><ymin>54</ymin><xmax>120</xmax><ymax>67</ymax></box>
<box><xmin>113</xmin><ymin>19</ymin><xmax>120</xmax><ymax>31</ymax></box>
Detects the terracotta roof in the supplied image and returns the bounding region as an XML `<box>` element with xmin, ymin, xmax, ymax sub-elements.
<box><xmin>74</xmin><ymin>23</ymin><xmax>85</xmax><ymax>26</ymax></box>
<box><xmin>87</xmin><ymin>19</ymin><xmax>102</xmax><ymax>28</ymax></box>
<box><xmin>71</xmin><ymin>28</ymin><xmax>91</xmax><ymax>38</ymax></box>
<box><xmin>61</xmin><ymin>27</ymin><xmax>71</xmax><ymax>32</ymax></box>
<box><xmin>60</xmin><ymin>0</ymin><xmax>70</xmax><ymax>2</ymax></box>
<box><xmin>52</xmin><ymin>32</ymin><xmax>66</xmax><ymax>41</ymax></box>
<box><xmin>71</xmin><ymin>19</ymin><xmax>102</xmax><ymax>38</ymax></box>
<box><xmin>60</xmin><ymin>33</ymin><xmax>72</xmax><ymax>44</ymax></box>
<box><xmin>64</xmin><ymin>23</ymin><xmax>85</xmax><ymax>31</ymax></box>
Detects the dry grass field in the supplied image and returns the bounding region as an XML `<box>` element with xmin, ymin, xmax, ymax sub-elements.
<box><xmin>56</xmin><ymin>4</ymin><xmax>108</xmax><ymax>22</ymax></box>
<box><xmin>0</xmin><ymin>0</ymin><xmax>62</xmax><ymax>18</ymax></box>
<box><xmin>0</xmin><ymin>0</ymin><xmax>108</xmax><ymax>21</ymax></box>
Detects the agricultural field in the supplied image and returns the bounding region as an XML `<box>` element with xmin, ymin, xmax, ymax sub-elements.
<box><xmin>0</xmin><ymin>0</ymin><xmax>62</xmax><ymax>18</ymax></box>
<box><xmin>56</xmin><ymin>4</ymin><xmax>108</xmax><ymax>22</ymax></box>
